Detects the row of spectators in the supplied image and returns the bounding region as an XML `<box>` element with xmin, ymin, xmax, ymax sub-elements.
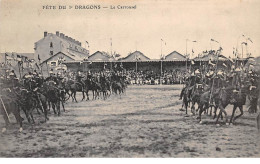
<box><xmin>123</xmin><ymin>69</ymin><xmax>186</xmax><ymax>85</ymax></box>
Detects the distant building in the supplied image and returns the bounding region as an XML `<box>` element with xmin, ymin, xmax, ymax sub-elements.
<box><xmin>164</xmin><ymin>51</ymin><xmax>186</xmax><ymax>61</ymax></box>
<box><xmin>120</xmin><ymin>51</ymin><xmax>150</xmax><ymax>61</ymax></box>
<box><xmin>34</xmin><ymin>31</ymin><xmax>89</xmax><ymax>74</ymax></box>
<box><xmin>88</xmin><ymin>51</ymin><xmax>114</xmax><ymax>61</ymax></box>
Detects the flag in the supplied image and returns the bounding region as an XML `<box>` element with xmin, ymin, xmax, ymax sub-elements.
<box><xmin>242</xmin><ymin>42</ymin><xmax>247</xmax><ymax>45</ymax></box>
<box><xmin>86</xmin><ymin>41</ymin><xmax>89</xmax><ymax>48</ymax></box>
<box><xmin>38</xmin><ymin>54</ymin><xmax>41</xmax><ymax>61</ymax></box>
<box><xmin>161</xmin><ymin>39</ymin><xmax>166</xmax><ymax>45</ymax></box>
<box><xmin>211</xmin><ymin>39</ymin><xmax>219</xmax><ymax>43</ymax></box>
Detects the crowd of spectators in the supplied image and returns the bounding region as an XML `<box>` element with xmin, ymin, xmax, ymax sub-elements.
<box><xmin>123</xmin><ymin>69</ymin><xmax>186</xmax><ymax>85</ymax></box>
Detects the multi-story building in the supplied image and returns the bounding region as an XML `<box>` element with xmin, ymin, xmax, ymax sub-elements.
<box><xmin>34</xmin><ymin>31</ymin><xmax>89</xmax><ymax>74</ymax></box>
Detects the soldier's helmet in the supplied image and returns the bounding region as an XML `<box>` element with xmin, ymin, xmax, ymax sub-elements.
<box><xmin>195</xmin><ymin>69</ymin><xmax>200</xmax><ymax>74</ymax></box>
<box><xmin>235</xmin><ymin>67</ymin><xmax>241</xmax><ymax>72</ymax></box>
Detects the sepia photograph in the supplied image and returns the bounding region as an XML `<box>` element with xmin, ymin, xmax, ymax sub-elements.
<box><xmin>0</xmin><ymin>0</ymin><xmax>260</xmax><ymax>158</ymax></box>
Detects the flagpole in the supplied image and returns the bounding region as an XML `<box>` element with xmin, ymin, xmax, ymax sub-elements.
<box><xmin>209</xmin><ymin>46</ymin><xmax>221</xmax><ymax>105</ymax></box>
<box><xmin>18</xmin><ymin>62</ymin><xmax>21</xmax><ymax>79</ymax></box>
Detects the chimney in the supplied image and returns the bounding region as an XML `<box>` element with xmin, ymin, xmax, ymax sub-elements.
<box><xmin>79</xmin><ymin>42</ymin><xmax>82</xmax><ymax>46</ymax></box>
<box><xmin>44</xmin><ymin>31</ymin><xmax>48</xmax><ymax>37</ymax></box>
<box><xmin>56</xmin><ymin>31</ymin><xmax>60</xmax><ymax>36</ymax></box>
<box><xmin>60</xmin><ymin>33</ymin><xmax>64</xmax><ymax>38</ymax></box>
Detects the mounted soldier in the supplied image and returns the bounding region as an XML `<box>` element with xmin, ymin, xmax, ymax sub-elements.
<box><xmin>76</xmin><ymin>71</ymin><xmax>85</xmax><ymax>88</ymax></box>
<box><xmin>248</xmin><ymin>71</ymin><xmax>259</xmax><ymax>113</ymax></box>
<box><xmin>45</xmin><ymin>70</ymin><xmax>58</xmax><ymax>84</ymax></box>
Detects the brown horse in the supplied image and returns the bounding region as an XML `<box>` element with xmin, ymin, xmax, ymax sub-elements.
<box><xmin>84</xmin><ymin>78</ymin><xmax>99</xmax><ymax>100</ymax></box>
<box><xmin>0</xmin><ymin>89</ymin><xmax>23</xmax><ymax>133</ymax></box>
<box><xmin>64</xmin><ymin>79</ymin><xmax>85</xmax><ymax>102</ymax></box>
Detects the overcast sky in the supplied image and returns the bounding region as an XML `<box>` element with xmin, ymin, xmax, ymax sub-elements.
<box><xmin>0</xmin><ymin>0</ymin><xmax>260</xmax><ymax>59</ymax></box>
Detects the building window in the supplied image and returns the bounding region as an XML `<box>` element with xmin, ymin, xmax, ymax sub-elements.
<box><xmin>50</xmin><ymin>62</ymin><xmax>56</xmax><ymax>67</ymax></box>
<box><xmin>50</xmin><ymin>42</ymin><xmax>53</xmax><ymax>48</ymax></box>
<box><xmin>50</xmin><ymin>51</ymin><xmax>53</xmax><ymax>55</ymax></box>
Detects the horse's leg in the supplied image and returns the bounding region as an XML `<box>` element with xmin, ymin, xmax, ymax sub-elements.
<box><xmin>61</xmin><ymin>100</ymin><xmax>65</xmax><ymax>112</ymax></box>
<box><xmin>57</xmin><ymin>101</ymin><xmax>61</xmax><ymax>116</ymax></box>
<box><xmin>52</xmin><ymin>102</ymin><xmax>57</xmax><ymax>115</ymax></box>
<box><xmin>213</xmin><ymin>105</ymin><xmax>218</xmax><ymax>120</ymax></box>
<box><xmin>43</xmin><ymin>102</ymin><xmax>49</xmax><ymax>121</ymax></box>
<box><xmin>81</xmin><ymin>90</ymin><xmax>85</xmax><ymax>101</ymax></box>
<box><xmin>216</xmin><ymin>110</ymin><xmax>222</xmax><ymax>125</ymax></box>
<box><xmin>216</xmin><ymin>104</ymin><xmax>228</xmax><ymax>125</ymax></box>
<box><xmin>13</xmin><ymin>108</ymin><xmax>23</xmax><ymax>132</ymax></box>
<box><xmin>92</xmin><ymin>90</ymin><xmax>95</xmax><ymax>100</ymax></box>
<box><xmin>23</xmin><ymin>108</ymin><xmax>31</xmax><ymax>123</ymax></box>
<box><xmin>190</xmin><ymin>101</ymin><xmax>194</xmax><ymax>115</ymax></box>
<box><xmin>29</xmin><ymin>107</ymin><xmax>35</xmax><ymax>124</ymax></box>
<box><xmin>184</xmin><ymin>98</ymin><xmax>188</xmax><ymax>115</ymax></box>
<box><xmin>69</xmin><ymin>90</ymin><xmax>74</xmax><ymax>102</ymax></box>
<box><xmin>1</xmin><ymin>109</ymin><xmax>10</xmax><ymax>132</ymax></box>
<box><xmin>197</xmin><ymin>103</ymin><xmax>204</xmax><ymax>122</ymax></box>
<box><xmin>74</xmin><ymin>92</ymin><xmax>78</xmax><ymax>103</ymax></box>
<box><xmin>85</xmin><ymin>90</ymin><xmax>89</xmax><ymax>100</ymax></box>
<box><xmin>229</xmin><ymin>105</ymin><xmax>237</xmax><ymax>125</ymax></box>
<box><xmin>233</xmin><ymin>105</ymin><xmax>243</xmax><ymax>123</ymax></box>
<box><xmin>48</xmin><ymin>101</ymin><xmax>51</xmax><ymax>111</ymax></box>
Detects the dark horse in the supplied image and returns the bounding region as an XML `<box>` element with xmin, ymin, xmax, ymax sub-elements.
<box><xmin>64</xmin><ymin>79</ymin><xmax>85</xmax><ymax>102</ymax></box>
<box><xmin>0</xmin><ymin>88</ymin><xmax>23</xmax><ymax>133</ymax></box>
<box><xmin>44</xmin><ymin>81</ymin><xmax>62</xmax><ymax>115</ymax></box>
<box><xmin>112</xmin><ymin>81</ymin><xmax>123</xmax><ymax>96</ymax></box>
<box><xmin>84</xmin><ymin>78</ymin><xmax>100</xmax><ymax>100</ymax></box>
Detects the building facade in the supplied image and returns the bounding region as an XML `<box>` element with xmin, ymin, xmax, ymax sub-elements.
<box><xmin>34</xmin><ymin>31</ymin><xmax>89</xmax><ymax>74</ymax></box>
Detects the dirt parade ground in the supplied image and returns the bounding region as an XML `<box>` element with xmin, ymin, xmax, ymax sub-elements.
<box><xmin>0</xmin><ymin>85</ymin><xmax>259</xmax><ymax>157</ymax></box>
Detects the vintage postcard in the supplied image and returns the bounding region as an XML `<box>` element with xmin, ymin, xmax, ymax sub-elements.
<box><xmin>0</xmin><ymin>0</ymin><xmax>260</xmax><ymax>158</ymax></box>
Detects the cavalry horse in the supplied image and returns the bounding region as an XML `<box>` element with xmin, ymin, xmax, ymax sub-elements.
<box><xmin>44</xmin><ymin>81</ymin><xmax>62</xmax><ymax>115</ymax></box>
<box><xmin>0</xmin><ymin>88</ymin><xmax>23</xmax><ymax>133</ymax></box>
<box><xmin>64</xmin><ymin>79</ymin><xmax>85</xmax><ymax>102</ymax></box>
<box><xmin>84</xmin><ymin>78</ymin><xmax>100</xmax><ymax>100</ymax></box>
<box><xmin>111</xmin><ymin>81</ymin><xmax>123</xmax><ymax>97</ymax></box>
